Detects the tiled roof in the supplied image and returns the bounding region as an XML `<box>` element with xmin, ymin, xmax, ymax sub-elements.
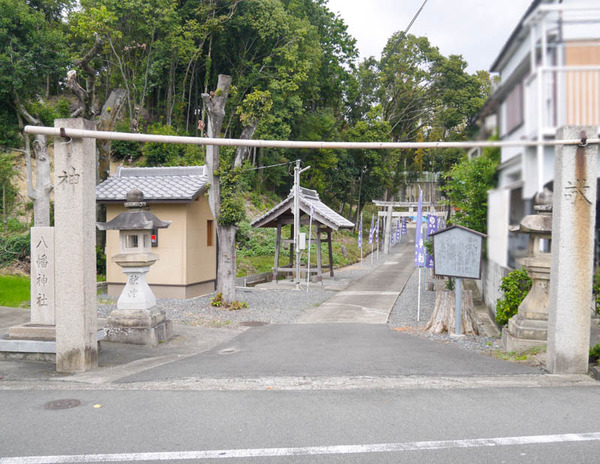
<box><xmin>96</xmin><ymin>166</ymin><xmax>208</xmax><ymax>203</ymax></box>
<box><xmin>251</xmin><ymin>187</ymin><xmax>354</xmax><ymax>230</ymax></box>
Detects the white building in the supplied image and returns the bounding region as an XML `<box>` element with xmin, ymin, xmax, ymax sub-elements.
<box><xmin>483</xmin><ymin>0</ymin><xmax>600</xmax><ymax>310</ymax></box>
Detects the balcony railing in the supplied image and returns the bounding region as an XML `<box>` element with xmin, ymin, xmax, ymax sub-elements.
<box><xmin>526</xmin><ymin>66</ymin><xmax>600</xmax><ymax>138</ymax></box>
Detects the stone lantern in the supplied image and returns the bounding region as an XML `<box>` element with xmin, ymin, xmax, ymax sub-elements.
<box><xmin>502</xmin><ymin>189</ymin><xmax>552</xmax><ymax>352</ymax></box>
<box><xmin>97</xmin><ymin>189</ymin><xmax>172</xmax><ymax>345</ymax></box>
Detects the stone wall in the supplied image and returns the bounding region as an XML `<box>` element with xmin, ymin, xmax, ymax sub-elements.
<box><xmin>476</xmin><ymin>258</ymin><xmax>511</xmax><ymax>318</ymax></box>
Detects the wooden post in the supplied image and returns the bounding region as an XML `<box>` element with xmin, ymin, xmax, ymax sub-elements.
<box><xmin>316</xmin><ymin>226</ymin><xmax>323</xmax><ymax>283</ymax></box>
<box><xmin>288</xmin><ymin>225</ymin><xmax>294</xmax><ymax>279</ymax></box>
<box><xmin>273</xmin><ymin>222</ymin><xmax>281</xmax><ymax>283</ymax></box>
<box><xmin>327</xmin><ymin>228</ymin><xmax>334</xmax><ymax>277</ymax></box>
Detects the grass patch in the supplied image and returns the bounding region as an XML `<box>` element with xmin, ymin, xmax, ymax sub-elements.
<box><xmin>0</xmin><ymin>274</ymin><xmax>30</xmax><ymax>308</ymax></box>
<box><xmin>492</xmin><ymin>345</ymin><xmax>545</xmax><ymax>362</ymax></box>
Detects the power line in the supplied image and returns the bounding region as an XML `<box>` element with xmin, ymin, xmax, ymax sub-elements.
<box><xmin>240</xmin><ymin>160</ymin><xmax>295</xmax><ymax>172</ymax></box>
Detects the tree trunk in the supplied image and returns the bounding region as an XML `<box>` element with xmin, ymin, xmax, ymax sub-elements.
<box><xmin>30</xmin><ymin>136</ymin><xmax>52</xmax><ymax>227</ymax></box>
<box><xmin>202</xmin><ymin>75</ymin><xmax>236</xmax><ymax>303</ymax></box>
<box><xmin>96</xmin><ymin>89</ymin><xmax>127</xmax><ymax>182</ymax></box>
<box><xmin>16</xmin><ymin>105</ymin><xmax>52</xmax><ymax>227</ymax></box>
<box><xmin>96</xmin><ymin>88</ymin><xmax>127</xmax><ymax>252</ymax></box>
<box><xmin>216</xmin><ymin>224</ymin><xmax>237</xmax><ymax>300</ymax></box>
<box><xmin>234</xmin><ymin>121</ymin><xmax>259</xmax><ymax>168</ymax></box>
<box><xmin>424</xmin><ymin>289</ymin><xmax>479</xmax><ymax>335</ymax></box>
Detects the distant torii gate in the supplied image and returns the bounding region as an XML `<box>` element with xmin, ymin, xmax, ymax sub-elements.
<box><xmin>372</xmin><ymin>200</ymin><xmax>443</xmax><ymax>254</ymax></box>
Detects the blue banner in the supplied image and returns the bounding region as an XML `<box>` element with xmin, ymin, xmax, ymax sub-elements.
<box><xmin>390</xmin><ymin>222</ymin><xmax>395</xmax><ymax>245</ymax></box>
<box><xmin>375</xmin><ymin>216</ymin><xmax>380</xmax><ymax>244</ymax></box>
<box><xmin>414</xmin><ymin>190</ymin><xmax>424</xmax><ymax>267</ymax></box>
<box><xmin>396</xmin><ymin>219</ymin><xmax>401</xmax><ymax>242</ymax></box>
<box><xmin>358</xmin><ymin>214</ymin><xmax>363</xmax><ymax>249</ymax></box>
<box><xmin>425</xmin><ymin>214</ymin><xmax>438</xmax><ymax>269</ymax></box>
<box><xmin>401</xmin><ymin>217</ymin><xmax>407</xmax><ymax>235</ymax></box>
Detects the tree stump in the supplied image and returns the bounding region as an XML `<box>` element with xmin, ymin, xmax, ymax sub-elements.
<box><xmin>424</xmin><ymin>290</ymin><xmax>479</xmax><ymax>335</ymax></box>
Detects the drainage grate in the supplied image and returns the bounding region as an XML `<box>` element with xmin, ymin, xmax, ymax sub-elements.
<box><xmin>44</xmin><ymin>399</ymin><xmax>81</xmax><ymax>410</ymax></box>
<box><xmin>239</xmin><ymin>321</ymin><xmax>269</xmax><ymax>327</ymax></box>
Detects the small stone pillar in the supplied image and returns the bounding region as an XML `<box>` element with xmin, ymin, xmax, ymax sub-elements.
<box><xmin>547</xmin><ymin>126</ymin><xmax>597</xmax><ymax>374</ymax></box>
<box><xmin>97</xmin><ymin>189</ymin><xmax>172</xmax><ymax>345</ymax></box>
<box><xmin>502</xmin><ymin>190</ymin><xmax>552</xmax><ymax>352</ymax></box>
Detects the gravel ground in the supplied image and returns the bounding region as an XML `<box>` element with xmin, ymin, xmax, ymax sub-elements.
<box><xmin>97</xmin><ymin>253</ymin><xmax>391</xmax><ymax>328</ymax></box>
<box><xmin>388</xmin><ymin>265</ymin><xmax>504</xmax><ymax>357</ymax></box>
<box><xmin>98</xmin><ymin>244</ymin><xmax>503</xmax><ymax>356</ymax></box>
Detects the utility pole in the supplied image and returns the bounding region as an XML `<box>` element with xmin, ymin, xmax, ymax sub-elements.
<box><xmin>293</xmin><ymin>160</ymin><xmax>310</xmax><ymax>288</ymax></box>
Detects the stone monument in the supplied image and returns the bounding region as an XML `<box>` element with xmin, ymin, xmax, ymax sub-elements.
<box><xmin>502</xmin><ymin>189</ymin><xmax>552</xmax><ymax>352</ymax></box>
<box><xmin>547</xmin><ymin>126</ymin><xmax>597</xmax><ymax>374</ymax></box>
<box><xmin>97</xmin><ymin>189</ymin><xmax>172</xmax><ymax>345</ymax></box>
<box><xmin>4</xmin><ymin>227</ymin><xmax>56</xmax><ymax>347</ymax></box>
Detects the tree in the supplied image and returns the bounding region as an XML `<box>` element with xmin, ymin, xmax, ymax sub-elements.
<box><xmin>342</xmin><ymin>106</ymin><xmax>393</xmax><ymax>223</ymax></box>
<box><xmin>0</xmin><ymin>0</ymin><xmax>68</xmax><ymax>226</ymax></box>
<box><xmin>443</xmin><ymin>146</ymin><xmax>499</xmax><ymax>234</ymax></box>
<box><xmin>202</xmin><ymin>74</ymin><xmax>241</xmax><ymax>304</ymax></box>
<box><xmin>0</xmin><ymin>153</ymin><xmax>19</xmax><ymax>230</ymax></box>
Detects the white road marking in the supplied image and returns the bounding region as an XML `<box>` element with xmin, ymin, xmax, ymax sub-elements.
<box><xmin>336</xmin><ymin>291</ymin><xmax>399</xmax><ymax>296</ymax></box>
<box><xmin>2</xmin><ymin>433</ymin><xmax>600</xmax><ymax>463</ymax></box>
<box><xmin>0</xmin><ymin>374</ymin><xmax>597</xmax><ymax>392</ymax></box>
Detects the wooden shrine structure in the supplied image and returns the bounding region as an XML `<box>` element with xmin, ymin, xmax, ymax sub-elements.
<box><xmin>251</xmin><ymin>187</ymin><xmax>354</xmax><ymax>282</ymax></box>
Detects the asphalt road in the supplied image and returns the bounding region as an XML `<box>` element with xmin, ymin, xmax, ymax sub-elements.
<box><xmin>1</xmin><ymin>384</ymin><xmax>600</xmax><ymax>463</ymax></box>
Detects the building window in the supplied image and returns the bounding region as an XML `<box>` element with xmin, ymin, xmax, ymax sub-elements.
<box><xmin>207</xmin><ymin>220</ymin><xmax>214</xmax><ymax>247</ymax></box>
<box><xmin>505</xmin><ymin>82</ymin><xmax>524</xmax><ymax>134</ymax></box>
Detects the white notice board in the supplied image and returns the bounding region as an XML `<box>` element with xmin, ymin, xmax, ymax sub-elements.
<box><xmin>432</xmin><ymin>226</ymin><xmax>485</xmax><ymax>279</ymax></box>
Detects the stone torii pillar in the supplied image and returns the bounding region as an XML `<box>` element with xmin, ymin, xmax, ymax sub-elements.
<box><xmin>53</xmin><ymin>118</ymin><xmax>98</xmax><ymax>372</ymax></box>
<box><xmin>547</xmin><ymin>126</ymin><xmax>598</xmax><ymax>374</ymax></box>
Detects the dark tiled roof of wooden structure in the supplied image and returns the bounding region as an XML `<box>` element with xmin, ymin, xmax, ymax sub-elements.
<box><xmin>251</xmin><ymin>187</ymin><xmax>354</xmax><ymax>230</ymax></box>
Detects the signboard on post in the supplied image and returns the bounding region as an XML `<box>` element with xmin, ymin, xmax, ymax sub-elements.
<box><xmin>431</xmin><ymin>225</ymin><xmax>485</xmax><ymax>280</ymax></box>
<box><xmin>430</xmin><ymin>225</ymin><xmax>486</xmax><ymax>336</ymax></box>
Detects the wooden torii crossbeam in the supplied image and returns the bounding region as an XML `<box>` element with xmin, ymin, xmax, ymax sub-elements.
<box><xmin>251</xmin><ymin>187</ymin><xmax>354</xmax><ymax>283</ymax></box>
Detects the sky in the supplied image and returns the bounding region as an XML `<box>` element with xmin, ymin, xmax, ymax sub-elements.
<box><xmin>326</xmin><ymin>0</ymin><xmax>534</xmax><ymax>74</ymax></box>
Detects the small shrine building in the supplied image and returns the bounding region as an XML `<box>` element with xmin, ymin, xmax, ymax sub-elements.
<box><xmin>251</xmin><ymin>187</ymin><xmax>354</xmax><ymax>282</ymax></box>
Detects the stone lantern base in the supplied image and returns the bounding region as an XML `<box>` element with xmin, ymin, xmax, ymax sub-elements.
<box><xmin>105</xmin><ymin>265</ymin><xmax>172</xmax><ymax>346</ymax></box>
<box><xmin>502</xmin><ymin>317</ymin><xmax>548</xmax><ymax>352</ymax></box>
<box><xmin>105</xmin><ymin>307</ymin><xmax>172</xmax><ymax>346</ymax></box>
<box><xmin>502</xmin><ymin>257</ymin><xmax>550</xmax><ymax>352</ymax></box>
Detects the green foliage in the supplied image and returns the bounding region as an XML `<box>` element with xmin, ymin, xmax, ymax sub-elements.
<box><xmin>0</xmin><ymin>153</ymin><xmax>19</xmax><ymax>221</ymax></box>
<box><xmin>590</xmin><ymin>343</ymin><xmax>600</xmax><ymax>364</ymax></box>
<box><xmin>495</xmin><ymin>269</ymin><xmax>532</xmax><ymax>327</ymax></box>
<box><xmin>110</xmin><ymin>121</ymin><xmax>142</xmax><ymax>161</ymax></box>
<box><xmin>26</xmin><ymin>98</ymin><xmax>71</xmax><ymax>126</ymax></box>
<box><xmin>96</xmin><ymin>245</ymin><xmax>106</xmax><ymax>276</ymax></box>
<box><xmin>0</xmin><ymin>104</ymin><xmax>21</xmax><ymax>148</ymax></box>
<box><xmin>228</xmin><ymin>300</ymin><xmax>248</xmax><ymax>311</ymax></box>
<box><xmin>443</xmin><ymin>148</ymin><xmax>499</xmax><ymax>233</ymax></box>
<box><xmin>142</xmin><ymin>123</ymin><xmax>186</xmax><ymax>166</ymax></box>
<box><xmin>210</xmin><ymin>292</ymin><xmax>247</xmax><ymax>310</ymax></box>
<box><xmin>217</xmin><ymin>149</ymin><xmax>246</xmax><ymax>227</ymax></box>
<box><xmin>0</xmin><ymin>0</ymin><xmax>67</xmax><ymax>102</ymax></box>
<box><xmin>4</xmin><ymin>218</ymin><xmax>28</xmax><ymax>234</ymax></box>
<box><xmin>445</xmin><ymin>277</ymin><xmax>455</xmax><ymax>291</ymax></box>
<box><xmin>0</xmin><ymin>232</ymin><xmax>30</xmax><ymax>267</ymax></box>
<box><xmin>0</xmin><ymin>274</ymin><xmax>30</xmax><ymax>307</ymax></box>
<box><xmin>593</xmin><ymin>268</ymin><xmax>600</xmax><ymax>316</ymax></box>
<box><xmin>210</xmin><ymin>293</ymin><xmax>223</xmax><ymax>307</ymax></box>
<box><xmin>236</xmin><ymin>222</ymin><xmax>277</xmax><ymax>257</ymax></box>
